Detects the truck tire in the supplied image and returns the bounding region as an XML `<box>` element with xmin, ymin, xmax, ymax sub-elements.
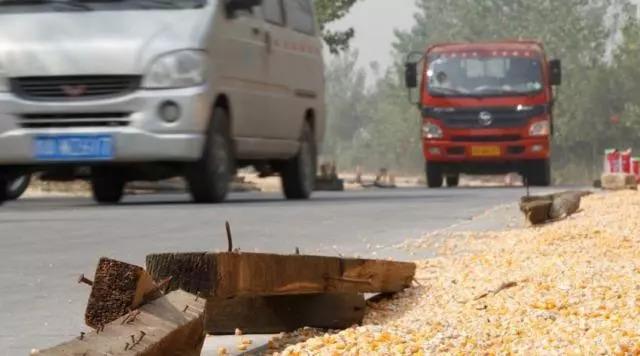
<box><xmin>426</xmin><ymin>162</ymin><xmax>444</xmax><ymax>188</ymax></box>
<box><xmin>446</xmin><ymin>174</ymin><xmax>460</xmax><ymax>187</ymax></box>
<box><xmin>6</xmin><ymin>174</ymin><xmax>31</xmax><ymax>201</ymax></box>
<box><xmin>525</xmin><ymin>159</ymin><xmax>551</xmax><ymax>187</ymax></box>
<box><xmin>281</xmin><ymin>122</ymin><xmax>316</xmax><ymax>200</ymax></box>
<box><xmin>91</xmin><ymin>168</ymin><xmax>125</xmax><ymax>204</ymax></box>
<box><xmin>187</xmin><ymin>108</ymin><xmax>233</xmax><ymax>203</ymax></box>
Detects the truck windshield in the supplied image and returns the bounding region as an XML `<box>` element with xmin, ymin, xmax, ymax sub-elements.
<box><xmin>427</xmin><ymin>55</ymin><xmax>544</xmax><ymax>97</ymax></box>
<box><xmin>0</xmin><ymin>0</ymin><xmax>206</xmax><ymax>12</ymax></box>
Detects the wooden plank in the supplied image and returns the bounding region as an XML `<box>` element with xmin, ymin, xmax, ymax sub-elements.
<box><xmin>146</xmin><ymin>252</ymin><xmax>416</xmax><ymax>298</ymax></box>
<box><xmin>205</xmin><ymin>293</ymin><xmax>365</xmax><ymax>334</ymax></box>
<box><xmin>85</xmin><ymin>258</ymin><xmax>162</xmax><ymax>329</ymax></box>
<box><xmin>40</xmin><ymin>290</ymin><xmax>206</xmax><ymax>356</ymax></box>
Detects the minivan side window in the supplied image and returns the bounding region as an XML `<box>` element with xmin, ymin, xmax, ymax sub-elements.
<box><xmin>263</xmin><ymin>0</ymin><xmax>285</xmax><ymax>26</ymax></box>
<box><xmin>284</xmin><ymin>0</ymin><xmax>315</xmax><ymax>35</ymax></box>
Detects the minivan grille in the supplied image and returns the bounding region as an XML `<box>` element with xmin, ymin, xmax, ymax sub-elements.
<box><xmin>19</xmin><ymin>112</ymin><xmax>132</xmax><ymax>129</ymax></box>
<box><xmin>10</xmin><ymin>76</ymin><xmax>141</xmax><ymax>101</ymax></box>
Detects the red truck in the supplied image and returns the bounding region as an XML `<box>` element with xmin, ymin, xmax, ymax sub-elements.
<box><xmin>405</xmin><ymin>41</ymin><xmax>561</xmax><ymax>187</ymax></box>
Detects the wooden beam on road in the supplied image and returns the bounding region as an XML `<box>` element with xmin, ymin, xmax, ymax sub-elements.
<box><xmin>40</xmin><ymin>290</ymin><xmax>206</xmax><ymax>356</ymax></box>
<box><xmin>205</xmin><ymin>293</ymin><xmax>365</xmax><ymax>335</ymax></box>
<box><xmin>146</xmin><ymin>252</ymin><xmax>416</xmax><ymax>298</ymax></box>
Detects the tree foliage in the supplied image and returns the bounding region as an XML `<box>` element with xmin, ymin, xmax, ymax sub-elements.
<box><xmin>315</xmin><ymin>0</ymin><xmax>359</xmax><ymax>54</ymax></box>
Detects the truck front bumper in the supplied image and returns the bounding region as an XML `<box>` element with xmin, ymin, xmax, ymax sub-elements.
<box><xmin>423</xmin><ymin>138</ymin><xmax>550</xmax><ymax>163</ymax></box>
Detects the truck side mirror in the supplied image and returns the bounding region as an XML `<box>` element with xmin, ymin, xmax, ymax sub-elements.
<box><xmin>549</xmin><ymin>59</ymin><xmax>562</xmax><ymax>86</ymax></box>
<box><xmin>405</xmin><ymin>62</ymin><xmax>418</xmax><ymax>89</ymax></box>
<box><xmin>225</xmin><ymin>0</ymin><xmax>262</xmax><ymax>17</ymax></box>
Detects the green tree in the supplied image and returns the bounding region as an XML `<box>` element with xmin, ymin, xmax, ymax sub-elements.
<box><xmin>315</xmin><ymin>0</ymin><xmax>359</xmax><ymax>54</ymax></box>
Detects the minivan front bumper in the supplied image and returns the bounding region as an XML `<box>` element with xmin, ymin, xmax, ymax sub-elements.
<box><xmin>0</xmin><ymin>86</ymin><xmax>210</xmax><ymax>165</ymax></box>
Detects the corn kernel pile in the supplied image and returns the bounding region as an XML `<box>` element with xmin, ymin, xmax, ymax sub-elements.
<box><xmin>268</xmin><ymin>191</ymin><xmax>640</xmax><ymax>355</ymax></box>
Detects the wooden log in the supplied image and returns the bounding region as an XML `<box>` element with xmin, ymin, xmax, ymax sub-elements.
<box><xmin>85</xmin><ymin>258</ymin><xmax>162</xmax><ymax>329</ymax></box>
<box><xmin>205</xmin><ymin>293</ymin><xmax>365</xmax><ymax>335</ymax></box>
<box><xmin>601</xmin><ymin>173</ymin><xmax>638</xmax><ymax>190</ymax></box>
<box><xmin>146</xmin><ymin>252</ymin><xmax>416</xmax><ymax>298</ymax></box>
<box><xmin>520</xmin><ymin>191</ymin><xmax>591</xmax><ymax>225</ymax></box>
<box><xmin>40</xmin><ymin>290</ymin><xmax>206</xmax><ymax>356</ymax></box>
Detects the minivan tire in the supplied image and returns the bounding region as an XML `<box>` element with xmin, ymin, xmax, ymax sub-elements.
<box><xmin>91</xmin><ymin>168</ymin><xmax>125</xmax><ymax>204</ymax></box>
<box><xmin>0</xmin><ymin>173</ymin><xmax>8</xmax><ymax>205</ymax></box>
<box><xmin>525</xmin><ymin>159</ymin><xmax>551</xmax><ymax>187</ymax></box>
<box><xmin>426</xmin><ymin>162</ymin><xmax>444</xmax><ymax>188</ymax></box>
<box><xmin>6</xmin><ymin>173</ymin><xmax>31</xmax><ymax>200</ymax></box>
<box><xmin>281</xmin><ymin>122</ymin><xmax>316</xmax><ymax>200</ymax></box>
<box><xmin>187</xmin><ymin>108</ymin><xmax>233</xmax><ymax>203</ymax></box>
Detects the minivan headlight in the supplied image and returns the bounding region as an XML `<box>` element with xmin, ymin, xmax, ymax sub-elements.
<box><xmin>143</xmin><ymin>50</ymin><xmax>207</xmax><ymax>89</ymax></box>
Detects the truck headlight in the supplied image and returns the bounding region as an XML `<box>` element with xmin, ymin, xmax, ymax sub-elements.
<box><xmin>423</xmin><ymin>121</ymin><xmax>443</xmax><ymax>139</ymax></box>
<box><xmin>529</xmin><ymin>120</ymin><xmax>550</xmax><ymax>136</ymax></box>
<box><xmin>142</xmin><ymin>50</ymin><xmax>207</xmax><ymax>89</ymax></box>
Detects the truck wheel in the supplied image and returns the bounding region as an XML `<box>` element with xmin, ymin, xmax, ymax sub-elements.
<box><xmin>187</xmin><ymin>108</ymin><xmax>233</xmax><ymax>203</ymax></box>
<box><xmin>525</xmin><ymin>159</ymin><xmax>551</xmax><ymax>187</ymax></box>
<box><xmin>446</xmin><ymin>174</ymin><xmax>460</xmax><ymax>187</ymax></box>
<box><xmin>281</xmin><ymin>122</ymin><xmax>316</xmax><ymax>200</ymax></box>
<box><xmin>426</xmin><ymin>162</ymin><xmax>444</xmax><ymax>188</ymax></box>
<box><xmin>91</xmin><ymin>168</ymin><xmax>125</xmax><ymax>204</ymax></box>
<box><xmin>6</xmin><ymin>174</ymin><xmax>31</xmax><ymax>200</ymax></box>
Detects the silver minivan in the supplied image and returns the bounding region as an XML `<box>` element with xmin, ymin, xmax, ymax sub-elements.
<box><xmin>0</xmin><ymin>0</ymin><xmax>325</xmax><ymax>204</ymax></box>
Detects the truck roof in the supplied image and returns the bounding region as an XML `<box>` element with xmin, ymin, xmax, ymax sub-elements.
<box><xmin>427</xmin><ymin>40</ymin><xmax>545</xmax><ymax>55</ymax></box>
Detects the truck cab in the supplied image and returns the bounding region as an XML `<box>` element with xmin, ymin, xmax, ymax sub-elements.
<box><xmin>405</xmin><ymin>41</ymin><xmax>561</xmax><ymax>187</ymax></box>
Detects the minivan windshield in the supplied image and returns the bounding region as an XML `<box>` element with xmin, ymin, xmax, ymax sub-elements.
<box><xmin>0</xmin><ymin>0</ymin><xmax>206</xmax><ymax>12</ymax></box>
<box><xmin>427</xmin><ymin>54</ymin><xmax>544</xmax><ymax>97</ymax></box>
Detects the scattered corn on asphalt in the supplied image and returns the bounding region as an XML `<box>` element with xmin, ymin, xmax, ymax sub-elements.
<box><xmin>258</xmin><ymin>191</ymin><xmax>640</xmax><ymax>355</ymax></box>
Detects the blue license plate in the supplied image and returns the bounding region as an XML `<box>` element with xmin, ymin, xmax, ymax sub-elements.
<box><xmin>34</xmin><ymin>135</ymin><xmax>114</xmax><ymax>161</ymax></box>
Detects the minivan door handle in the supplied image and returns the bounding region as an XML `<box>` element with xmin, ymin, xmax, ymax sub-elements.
<box><xmin>251</xmin><ymin>27</ymin><xmax>261</xmax><ymax>36</ymax></box>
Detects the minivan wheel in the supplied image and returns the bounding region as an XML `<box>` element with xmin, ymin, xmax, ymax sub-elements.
<box><xmin>281</xmin><ymin>122</ymin><xmax>316</xmax><ymax>200</ymax></box>
<box><xmin>0</xmin><ymin>173</ymin><xmax>8</xmax><ymax>205</ymax></box>
<box><xmin>91</xmin><ymin>168</ymin><xmax>125</xmax><ymax>204</ymax></box>
<box><xmin>187</xmin><ymin>108</ymin><xmax>233</xmax><ymax>203</ymax></box>
<box><xmin>524</xmin><ymin>159</ymin><xmax>551</xmax><ymax>187</ymax></box>
<box><xmin>6</xmin><ymin>174</ymin><xmax>31</xmax><ymax>200</ymax></box>
<box><xmin>426</xmin><ymin>162</ymin><xmax>444</xmax><ymax>188</ymax></box>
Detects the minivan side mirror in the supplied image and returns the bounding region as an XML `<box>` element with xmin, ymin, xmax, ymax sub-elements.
<box><xmin>405</xmin><ymin>62</ymin><xmax>418</xmax><ymax>89</ymax></box>
<box><xmin>225</xmin><ymin>0</ymin><xmax>262</xmax><ymax>16</ymax></box>
<box><xmin>549</xmin><ymin>59</ymin><xmax>562</xmax><ymax>86</ymax></box>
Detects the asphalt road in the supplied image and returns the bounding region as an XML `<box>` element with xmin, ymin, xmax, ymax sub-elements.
<box><xmin>0</xmin><ymin>187</ymin><xmax>559</xmax><ymax>355</ymax></box>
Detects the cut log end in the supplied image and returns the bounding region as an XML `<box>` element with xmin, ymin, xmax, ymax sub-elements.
<box><xmin>85</xmin><ymin>258</ymin><xmax>159</xmax><ymax>329</ymax></box>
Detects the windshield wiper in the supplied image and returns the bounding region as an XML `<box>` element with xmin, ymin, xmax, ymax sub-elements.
<box><xmin>0</xmin><ymin>0</ymin><xmax>93</xmax><ymax>10</ymax></box>
<box><xmin>430</xmin><ymin>87</ymin><xmax>469</xmax><ymax>96</ymax></box>
<box><xmin>133</xmin><ymin>0</ymin><xmax>189</xmax><ymax>9</ymax></box>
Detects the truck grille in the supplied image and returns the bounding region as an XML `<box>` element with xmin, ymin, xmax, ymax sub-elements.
<box><xmin>10</xmin><ymin>76</ymin><xmax>141</xmax><ymax>101</ymax></box>
<box><xmin>19</xmin><ymin>112</ymin><xmax>132</xmax><ymax>129</ymax></box>
<box><xmin>423</xmin><ymin>106</ymin><xmax>545</xmax><ymax>129</ymax></box>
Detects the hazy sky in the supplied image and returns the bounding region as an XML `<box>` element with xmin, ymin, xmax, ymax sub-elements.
<box><xmin>330</xmin><ymin>0</ymin><xmax>418</xmax><ymax>72</ymax></box>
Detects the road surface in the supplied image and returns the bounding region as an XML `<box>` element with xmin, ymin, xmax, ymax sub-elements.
<box><xmin>0</xmin><ymin>187</ymin><xmax>559</xmax><ymax>354</ymax></box>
